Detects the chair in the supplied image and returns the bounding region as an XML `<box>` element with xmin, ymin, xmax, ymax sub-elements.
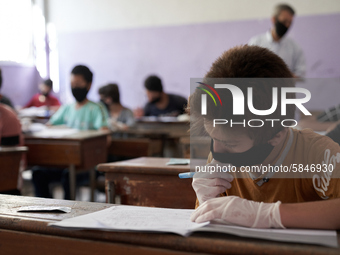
<box><xmin>0</xmin><ymin>146</ymin><xmax>28</xmax><ymax>192</ymax></box>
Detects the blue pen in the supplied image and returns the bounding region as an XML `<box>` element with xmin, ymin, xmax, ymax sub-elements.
<box><xmin>178</xmin><ymin>172</ymin><xmax>196</xmax><ymax>179</ymax></box>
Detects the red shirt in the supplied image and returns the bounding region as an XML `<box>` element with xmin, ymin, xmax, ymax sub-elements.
<box><xmin>24</xmin><ymin>93</ymin><xmax>61</xmax><ymax>108</ymax></box>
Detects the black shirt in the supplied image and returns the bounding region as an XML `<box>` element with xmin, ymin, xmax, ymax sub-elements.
<box><xmin>144</xmin><ymin>94</ymin><xmax>187</xmax><ymax>117</ymax></box>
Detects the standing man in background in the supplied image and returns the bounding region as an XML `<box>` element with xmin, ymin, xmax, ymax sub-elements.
<box><xmin>248</xmin><ymin>4</ymin><xmax>306</xmax><ymax>78</ymax></box>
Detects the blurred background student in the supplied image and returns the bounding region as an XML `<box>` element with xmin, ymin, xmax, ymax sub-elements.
<box><xmin>0</xmin><ymin>68</ymin><xmax>24</xmax><ymax>195</ymax></box>
<box><xmin>24</xmin><ymin>78</ymin><xmax>61</xmax><ymax>111</ymax></box>
<box><xmin>99</xmin><ymin>83</ymin><xmax>135</xmax><ymax>130</ymax></box>
<box><xmin>135</xmin><ymin>75</ymin><xmax>187</xmax><ymax>117</ymax></box>
<box><xmin>32</xmin><ymin>65</ymin><xmax>109</xmax><ymax>200</ymax></box>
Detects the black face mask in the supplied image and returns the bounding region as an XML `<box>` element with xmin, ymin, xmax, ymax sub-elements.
<box><xmin>210</xmin><ymin>139</ymin><xmax>274</xmax><ymax>167</ymax></box>
<box><xmin>72</xmin><ymin>87</ymin><xmax>88</xmax><ymax>102</ymax></box>
<box><xmin>275</xmin><ymin>19</ymin><xmax>289</xmax><ymax>38</ymax></box>
<box><xmin>150</xmin><ymin>96</ymin><xmax>161</xmax><ymax>104</ymax></box>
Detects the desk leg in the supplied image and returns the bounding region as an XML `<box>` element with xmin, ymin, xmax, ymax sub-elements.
<box><xmin>69</xmin><ymin>165</ymin><xmax>76</xmax><ymax>200</ymax></box>
<box><xmin>90</xmin><ymin>168</ymin><xmax>96</xmax><ymax>202</ymax></box>
<box><xmin>107</xmin><ymin>181</ymin><xmax>115</xmax><ymax>204</ymax></box>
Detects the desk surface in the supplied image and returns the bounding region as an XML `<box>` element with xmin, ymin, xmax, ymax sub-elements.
<box><xmin>0</xmin><ymin>146</ymin><xmax>28</xmax><ymax>153</ymax></box>
<box><xmin>0</xmin><ymin>195</ymin><xmax>339</xmax><ymax>255</ymax></box>
<box><xmin>98</xmin><ymin>157</ymin><xmax>197</xmax><ymax>208</ymax></box>
<box><xmin>97</xmin><ymin>157</ymin><xmax>191</xmax><ymax>175</ymax></box>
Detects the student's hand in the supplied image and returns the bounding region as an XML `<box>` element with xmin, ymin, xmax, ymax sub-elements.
<box><xmin>192</xmin><ymin>159</ymin><xmax>234</xmax><ymax>205</ymax></box>
<box><xmin>133</xmin><ymin>107</ymin><xmax>144</xmax><ymax>118</ymax></box>
<box><xmin>191</xmin><ymin>196</ymin><xmax>284</xmax><ymax>229</ymax></box>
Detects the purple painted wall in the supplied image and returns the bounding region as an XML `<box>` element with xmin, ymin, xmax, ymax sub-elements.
<box><xmin>0</xmin><ymin>64</ymin><xmax>42</xmax><ymax>107</ymax></box>
<box><xmin>3</xmin><ymin>13</ymin><xmax>338</xmax><ymax>109</ymax></box>
<box><xmin>57</xmin><ymin>13</ymin><xmax>340</xmax><ymax>109</ymax></box>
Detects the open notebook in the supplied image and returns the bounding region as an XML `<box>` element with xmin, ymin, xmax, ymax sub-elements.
<box><xmin>49</xmin><ymin>205</ymin><xmax>338</xmax><ymax>248</ymax></box>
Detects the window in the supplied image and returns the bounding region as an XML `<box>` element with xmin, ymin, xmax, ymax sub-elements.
<box><xmin>0</xmin><ymin>0</ymin><xmax>33</xmax><ymax>64</ymax></box>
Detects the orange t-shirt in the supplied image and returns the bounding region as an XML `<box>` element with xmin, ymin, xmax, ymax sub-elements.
<box><xmin>195</xmin><ymin>128</ymin><xmax>340</xmax><ymax>208</ymax></box>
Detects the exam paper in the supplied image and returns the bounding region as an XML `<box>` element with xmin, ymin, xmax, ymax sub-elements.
<box><xmin>50</xmin><ymin>206</ymin><xmax>208</xmax><ymax>236</ymax></box>
<box><xmin>34</xmin><ymin>128</ymin><xmax>79</xmax><ymax>138</ymax></box>
<box><xmin>166</xmin><ymin>158</ymin><xmax>190</xmax><ymax>165</ymax></box>
<box><xmin>49</xmin><ymin>205</ymin><xmax>338</xmax><ymax>248</ymax></box>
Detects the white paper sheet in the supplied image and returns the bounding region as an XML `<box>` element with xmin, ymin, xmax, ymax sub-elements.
<box><xmin>49</xmin><ymin>205</ymin><xmax>338</xmax><ymax>248</ymax></box>
<box><xmin>33</xmin><ymin>128</ymin><xmax>79</xmax><ymax>138</ymax></box>
<box><xmin>166</xmin><ymin>158</ymin><xmax>190</xmax><ymax>165</ymax></box>
<box><xmin>50</xmin><ymin>206</ymin><xmax>208</xmax><ymax>236</ymax></box>
<box><xmin>18</xmin><ymin>206</ymin><xmax>71</xmax><ymax>213</ymax></box>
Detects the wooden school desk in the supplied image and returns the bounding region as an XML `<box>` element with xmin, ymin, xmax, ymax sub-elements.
<box><xmin>0</xmin><ymin>146</ymin><xmax>28</xmax><ymax>192</ymax></box>
<box><xmin>24</xmin><ymin>130</ymin><xmax>109</xmax><ymax>201</ymax></box>
<box><xmin>110</xmin><ymin>129</ymin><xmax>168</xmax><ymax>157</ymax></box>
<box><xmin>0</xmin><ymin>195</ymin><xmax>339</xmax><ymax>255</ymax></box>
<box><xmin>97</xmin><ymin>157</ymin><xmax>197</xmax><ymax>208</ymax></box>
<box><xmin>134</xmin><ymin>120</ymin><xmax>190</xmax><ymax>157</ymax></box>
<box><xmin>135</xmin><ymin>118</ymin><xmax>189</xmax><ymax>139</ymax></box>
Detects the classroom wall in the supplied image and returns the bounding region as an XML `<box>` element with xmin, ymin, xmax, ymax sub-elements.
<box><xmin>18</xmin><ymin>0</ymin><xmax>340</xmax><ymax>109</ymax></box>
<box><xmin>0</xmin><ymin>63</ymin><xmax>41</xmax><ymax>107</ymax></box>
<box><xmin>48</xmin><ymin>0</ymin><xmax>340</xmax><ymax>32</ymax></box>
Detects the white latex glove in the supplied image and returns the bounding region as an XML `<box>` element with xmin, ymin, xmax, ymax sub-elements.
<box><xmin>191</xmin><ymin>196</ymin><xmax>284</xmax><ymax>229</ymax></box>
<box><xmin>192</xmin><ymin>159</ymin><xmax>234</xmax><ymax>205</ymax></box>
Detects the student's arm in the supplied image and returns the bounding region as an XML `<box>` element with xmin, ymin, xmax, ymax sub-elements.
<box><xmin>177</xmin><ymin>96</ymin><xmax>188</xmax><ymax>115</ymax></box>
<box><xmin>48</xmin><ymin>105</ymin><xmax>67</xmax><ymax>125</ymax></box>
<box><xmin>93</xmin><ymin>104</ymin><xmax>110</xmax><ymax>130</ymax></box>
<box><xmin>298</xmin><ymin>116</ymin><xmax>339</xmax><ymax>131</ymax></box>
<box><xmin>124</xmin><ymin>108</ymin><xmax>136</xmax><ymax>127</ymax></box>
<box><xmin>143</xmin><ymin>104</ymin><xmax>151</xmax><ymax>117</ymax></box>
<box><xmin>191</xmin><ymin>195</ymin><xmax>340</xmax><ymax>229</ymax></box>
<box><xmin>280</xmin><ymin>199</ymin><xmax>340</xmax><ymax>229</ymax></box>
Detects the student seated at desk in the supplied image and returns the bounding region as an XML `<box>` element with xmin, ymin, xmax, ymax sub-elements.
<box><xmin>32</xmin><ymin>65</ymin><xmax>109</xmax><ymax>200</ymax></box>
<box><xmin>24</xmin><ymin>79</ymin><xmax>61</xmax><ymax>111</ymax></box>
<box><xmin>135</xmin><ymin>75</ymin><xmax>187</xmax><ymax>117</ymax></box>
<box><xmin>98</xmin><ymin>85</ymin><xmax>110</xmax><ymax>112</ymax></box>
<box><xmin>99</xmin><ymin>83</ymin><xmax>135</xmax><ymax>130</ymax></box>
<box><xmin>189</xmin><ymin>45</ymin><xmax>340</xmax><ymax>229</ymax></box>
<box><xmin>0</xmin><ymin>71</ymin><xmax>24</xmax><ymax>195</ymax></box>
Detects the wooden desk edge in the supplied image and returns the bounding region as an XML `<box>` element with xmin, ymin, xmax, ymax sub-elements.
<box><xmin>1</xmin><ymin>213</ymin><xmax>338</xmax><ymax>255</ymax></box>
<box><xmin>0</xmin><ymin>195</ymin><xmax>339</xmax><ymax>255</ymax></box>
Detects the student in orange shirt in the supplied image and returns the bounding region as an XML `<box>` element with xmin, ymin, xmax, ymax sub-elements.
<box><xmin>189</xmin><ymin>45</ymin><xmax>340</xmax><ymax>229</ymax></box>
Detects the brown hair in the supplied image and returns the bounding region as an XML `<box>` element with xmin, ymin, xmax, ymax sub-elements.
<box><xmin>189</xmin><ymin>45</ymin><xmax>295</xmax><ymax>145</ymax></box>
<box><xmin>101</xmin><ymin>83</ymin><xmax>120</xmax><ymax>104</ymax></box>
